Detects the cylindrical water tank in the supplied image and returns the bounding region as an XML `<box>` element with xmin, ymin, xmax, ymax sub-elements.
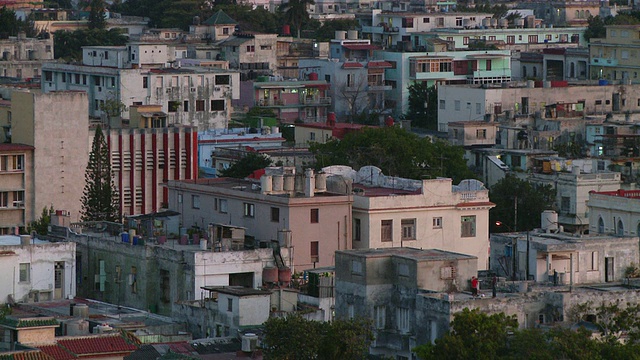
<box><xmin>66</xmin><ymin>319</ymin><xmax>90</xmax><ymax>336</ymax></box>
<box><xmin>482</xmin><ymin>18</ymin><xmax>491</xmax><ymax>28</ymax></box>
<box><xmin>261</xmin><ymin>175</ymin><xmax>273</xmax><ymax>193</ymax></box>
<box><xmin>262</xmin><ymin>267</ymin><xmax>278</xmax><ymax>284</ymax></box>
<box><xmin>279</xmin><ymin>267</ymin><xmax>292</xmax><ymax>285</ymax></box>
<box><xmin>283</xmin><ymin>174</ymin><xmax>295</xmax><ymax>192</ymax></box>
<box><xmin>541</xmin><ymin>210</ymin><xmax>558</xmax><ymax>232</ymax></box>
<box><xmin>73</xmin><ymin>304</ymin><xmax>89</xmax><ymax>319</ymax></box>
<box><xmin>308</xmin><ymin>72</ymin><xmax>318</xmax><ymax>81</ymax></box>
<box><xmin>335</xmin><ymin>30</ymin><xmax>346</xmax><ymax>40</ymax></box>
<box><xmin>200</xmin><ymin>239</ymin><xmax>207</xmax><ymax>250</ymax></box>
<box><xmin>515</xmin><ymin>18</ymin><xmax>525</xmax><ymax>28</ymax></box>
<box><xmin>499</xmin><ymin>19</ymin><xmax>508</xmax><ymax>28</ymax></box>
<box><xmin>273</xmin><ymin>175</ymin><xmax>284</xmax><ymax>191</ymax></box>
<box><xmin>315</xmin><ymin>172</ymin><xmax>327</xmax><ymax>191</ymax></box>
<box><xmin>347</xmin><ymin>30</ymin><xmax>358</xmax><ymax>40</ymax></box>
<box><xmin>490</xmin><ymin>18</ymin><xmax>498</xmax><ymax>28</ymax></box>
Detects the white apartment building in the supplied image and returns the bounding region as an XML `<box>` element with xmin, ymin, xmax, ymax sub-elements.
<box><xmin>0</xmin><ymin>235</ymin><xmax>76</xmax><ymax>303</ymax></box>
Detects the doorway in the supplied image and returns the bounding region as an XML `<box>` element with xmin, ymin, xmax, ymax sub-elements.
<box><xmin>605</xmin><ymin>257</ymin><xmax>614</xmax><ymax>282</ymax></box>
<box><xmin>54</xmin><ymin>262</ymin><xmax>64</xmax><ymax>299</ymax></box>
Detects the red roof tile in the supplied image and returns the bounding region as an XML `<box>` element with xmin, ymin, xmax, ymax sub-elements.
<box><xmin>38</xmin><ymin>345</ymin><xmax>76</xmax><ymax>360</ymax></box>
<box><xmin>57</xmin><ymin>334</ymin><xmax>138</xmax><ymax>356</ymax></box>
<box><xmin>342</xmin><ymin>62</ymin><xmax>363</xmax><ymax>69</ymax></box>
<box><xmin>0</xmin><ymin>143</ymin><xmax>34</xmax><ymax>152</ymax></box>
<box><xmin>367</xmin><ymin>61</ymin><xmax>393</xmax><ymax>68</ymax></box>
<box><xmin>342</xmin><ymin>44</ymin><xmax>379</xmax><ymax>50</ymax></box>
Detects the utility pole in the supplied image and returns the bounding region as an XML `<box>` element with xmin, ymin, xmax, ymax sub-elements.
<box><xmin>514</xmin><ymin>195</ymin><xmax>518</xmax><ymax>232</ymax></box>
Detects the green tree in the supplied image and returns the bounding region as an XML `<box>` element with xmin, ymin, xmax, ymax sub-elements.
<box><xmin>100</xmin><ymin>95</ymin><xmax>127</xmax><ymax>126</ymax></box>
<box><xmin>279</xmin><ymin>0</ymin><xmax>315</xmax><ymax>38</ymax></box>
<box><xmin>219</xmin><ymin>152</ymin><xmax>272</xmax><ymax>178</ymax></box>
<box><xmin>0</xmin><ymin>7</ymin><xmax>39</xmax><ymax>38</ymax></box>
<box><xmin>405</xmin><ymin>82</ymin><xmax>437</xmax><ymax>129</ymax></box>
<box><xmin>489</xmin><ymin>175</ymin><xmax>555</xmax><ymax>233</ymax></box>
<box><xmin>262</xmin><ymin>315</ymin><xmax>373</xmax><ymax>360</ymax></box>
<box><xmin>28</xmin><ymin>205</ymin><xmax>55</xmax><ymax>235</ymax></box>
<box><xmin>414</xmin><ymin>308</ymin><xmax>518</xmax><ymax>360</ymax></box>
<box><xmin>53</xmin><ymin>28</ymin><xmax>127</xmax><ymax>60</ymax></box>
<box><xmin>311</xmin><ymin>126</ymin><xmax>476</xmax><ymax>182</ymax></box>
<box><xmin>88</xmin><ymin>0</ymin><xmax>107</xmax><ymax>30</ymax></box>
<box><xmin>81</xmin><ymin>125</ymin><xmax>120</xmax><ymax>222</ymax></box>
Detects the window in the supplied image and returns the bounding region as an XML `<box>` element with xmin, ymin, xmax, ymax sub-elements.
<box><xmin>115</xmin><ymin>265</ymin><xmax>122</xmax><ymax>283</ymax></box>
<box><xmin>439</xmin><ymin>100</ymin><xmax>445</xmax><ymax>109</ymax></box>
<box><xmin>486</xmin><ymin>59</ymin><xmax>491</xmax><ymax>71</ymax></box>
<box><xmin>381</xmin><ymin>220</ymin><xmax>393</xmax><ymax>242</ymax></box>
<box><xmin>44</xmin><ymin>71</ymin><xmax>52</xmax><ymax>81</ymax></box>
<box><xmin>19</xmin><ymin>263</ymin><xmax>30</xmax><ymax>282</ymax></box>
<box><xmin>0</xmin><ymin>156</ymin><xmax>6</xmax><ymax>171</ymax></box>
<box><xmin>476</xmin><ymin>103</ymin><xmax>481</xmax><ymax>114</ymax></box>
<box><xmin>215</xmin><ymin>75</ymin><xmax>230</xmax><ymax>85</ymax></box>
<box><xmin>243</xmin><ymin>203</ymin><xmax>255</xmax><ymax>217</ymax></box>
<box><xmin>433</xmin><ymin>217</ymin><xmax>442</xmax><ymax>229</ymax></box>
<box><xmin>561</xmin><ymin>196</ymin><xmax>570</xmax><ymax>213</ymax></box>
<box><xmin>507</xmin><ymin>35</ymin><xmax>515</xmax><ymax>44</ymax></box>
<box><xmin>219</xmin><ymin>199</ymin><xmax>228</xmax><ymax>213</ymax></box>
<box><xmin>223</xmin><ymin>27</ymin><xmax>229</xmax><ymax>35</ymax></box>
<box><xmin>351</xmin><ymin>260</ymin><xmax>362</xmax><ymax>274</ymax></box>
<box><xmin>227</xmin><ymin>298</ymin><xmax>233</xmax><ymax>312</ymax></box>
<box><xmin>168</xmin><ymin>101</ymin><xmax>180</xmax><ymax>112</ymax></box>
<box><xmin>131</xmin><ymin>266</ymin><xmax>137</xmax><ymax>293</ymax></box>
<box><xmin>82</xmin><ymin>74</ymin><xmax>87</xmax><ymax>85</ymax></box>
<box><xmin>13</xmin><ymin>191</ymin><xmax>23</xmax><ymax>207</ymax></box>
<box><xmin>347</xmin><ymin>73</ymin><xmax>354</xmax><ymax>87</ymax></box>
<box><xmin>310</xmin><ymin>132</ymin><xmax>316</xmax><ymax>141</ymax></box>
<box><xmin>311</xmin><ymin>241</ymin><xmax>319</xmax><ymax>263</ymax></box>
<box><xmin>0</xmin><ymin>192</ymin><xmax>8</xmax><ymax>208</ymax></box>
<box><xmin>423</xmin><ymin>17</ymin><xmax>430</xmax><ymax>23</ymax></box>
<box><xmin>401</xmin><ymin>219</ymin><xmax>416</xmax><ymax>240</ymax></box>
<box><xmin>463</xmin><ymin>37</ymin><xmax>469</xmax><ymax>45</ymax></box>
<box><xmin>143</xmin><ymin>77</ymin><xmax>148</xmax><ymax>88</ymax></box>
<box><xmin>397</xmin><ymin>308</ymin><xmax>410</xmax><ymax>333</ymax></box>
<box><xmin>590</xmin><ymin>251</ymin><xmax>598</xmax><ymax>270</ymax></box>
<box><xmin>211</xmin><ymin>100</ymin><xmax>225</xmax><ymax>111</ymax></box>
<box><xmin>183</xmin><ymin>100</ymin><xmax>189</xmax><ymax>112</ymax></box>
<box><xmin>196</xmin><ymin>100</ymin><xmax>205</xmax><ymax>111</ymax></box>
<box><xmin>353</xmin><ymin>218</ymin><xmax>361</xmax><ymax>241</ymax></box>
<box><xmin>455</xmin><ymin>100</ymin><xmax>461</xmax><ymax>111</ymax></box>
<box><xmin>476</xmin><ymin>129</ymin><xmax>487</xmax><ymax>139</ymax></box>
<box><xmin>246</xmin><ymin>45</ymin><xmax>255</xmax><ymax>52</ymax></box>
<box><xmin>271</xmin><ymin>207</ymin><xmax>279</xmax><ymax>222</ymax></box>
<box><xmin>598</xmin><ymin>217</ymin><xmax>605</xmax><ymax>233</ymax></box>
<box><xmin>310</xmin><ymin>208</ymin><xmax>319</xmax><ymax>223</ymax></box>
<box><xmin>192</xmin><ymin>195</ymin><xmax>200</xmax><ymax>209</ymax></box>
<box><xmin>528</xmin><ymin>35</ymin><xmax>538</xmax><ymax>43</ymax></box>
<box><xmin>375</xmin><ymin>306</ymin><xmax>386</xmax><ymax>329</ymax></box>
<box><xmin>461</xmin><ymin>215</ymin><xmax>476</xmax><ymax>237</ymax></box>
<box><xmin>13</xmin><ymin>155</ymin><xmax>23</xmax><ymax>170</ymax></box>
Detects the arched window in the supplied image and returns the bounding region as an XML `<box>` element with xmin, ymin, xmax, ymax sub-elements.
<box><xmin>617</xmin><ymin>219</ymin><xmax>624</xmax><ymax>236</ymax></box>
<box><xmin>586</xmin><ymin>10</ymin><xmax>591</xmax><ymax>17</ymax></box>
<box><xmin>598</xmin><ymin>217</ymin><xmax>604</xmax><ymax>233</ymax></box>
<box><xmin>575</xmin><ymin>10</ymin><xmax>580</xmax><ymax>18</ymax></box>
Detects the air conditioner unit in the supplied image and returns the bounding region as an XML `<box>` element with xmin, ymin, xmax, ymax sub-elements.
<box><xmin>190</xmin><ymin>87</ymin><xmax>196</xmax><ymax>92</ymax></box>
<box><xmin>166</xmin><ymin>88</ymin><xmax>172</xmax><ymax>94</ymax></box>
<box><xmin>215</xmin><ymin>87</ymin><xmax>221</xmax><ymax>91</ymax></box>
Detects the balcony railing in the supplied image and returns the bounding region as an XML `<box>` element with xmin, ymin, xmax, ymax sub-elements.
<box><xmin>303</xmin><ymin>96</ymin><xmax>331</xmax><ymax>105</ymax></box>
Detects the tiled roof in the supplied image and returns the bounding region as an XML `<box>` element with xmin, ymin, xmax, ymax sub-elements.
<box><xmin>342</xmin><ymin>44</ymin><xmax>379</xmax><ymax>50</ymax></box>
<box><xmin>57</xmin><ymin>334</ymin><xmax>138</xmax><ymax>356</ymax></box>
<box><xmin>38</xmin><ymin>345</ymin><xmax>75</xmax><ymax>360</ymax></box>
<box><xmin>367</xmin><ymin>61</ymin><xmax>393</xmax><ymax>68</ymax></box>
<box><xmin>0</xmin><ymin>143</ymin><xmax>34</xmax><ymax>152</ymax></box>
<box><xmin>202</xmin><ymin>10</ymin><xmax>238</xmax><ymax>26</ymax></box>
<box><xmin>342</xmin><ymin>62</ymin><xmax>363</xmax><ymax>69</ymax></box>
<box><xmin>0</xmin><ymin>351</ymin><xmax>55</xmax><ymax>360</ymax></box>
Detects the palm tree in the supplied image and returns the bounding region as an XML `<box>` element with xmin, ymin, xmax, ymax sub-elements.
<box><xmin>279</xmin><ymin>0</ymin><xmax>315</xmax><ymax>38</ymax></box>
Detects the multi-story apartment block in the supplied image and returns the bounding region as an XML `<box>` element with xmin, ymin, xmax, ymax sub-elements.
<box><xmin>253</xmin><ymin>78</ymin><xmax>331</xmax><ymax>123</ymax></box>
<box><xmin>518</xmin><ymin>0</ymin><xmax>601</xmax><ymax>28</ymax></box>
<box><xmin>190</xmin><ymin>10</ymin><xmax>238</xmax><ymax>41</ymax></box>
<box><xmin>300</xmin><ymin>31</ymin><xmax>393</xmax><ymax>121</ymax></box>
<box><xmin>323</xmin><ymin>165</ymin><xmax>494</xmax><ymax>270</ymax></box>
<box><xmin>420</xmin><ymin>26</ymin><xmax>586</xmax><ymax>52</ymax></box>
<box><xmin>360</xmin><ymin>9</ymin><xmax>493</xmax><ymax>48</ymax></box>
<box><xmin>0</xmin><ymin>144</ymin><xmax>33</xmax><ymax>234</ymax></box>
<box><xmin>0</xmin><ymin>88</ymin><xmax>88</xmax><ymax>226</ymax></box>
<box><xmin>41</xmin><ymin>43</ymin><xmax>240</xmax><ymax>129</ymax></box>
<box><xmin>513</xmin><ymin>48</ymin><xmax>590</xmax><ymax>81</ymax></box>
<box><xmin>0</xmin><ymin>32</ymin><xmax>53</xmax><ymax>79</ymax></box>
<box><xmin>104</xmin><ymin>109</ymin><xmax>198</xmax><ymax>215</ymax></box>
<box><xmin>590</xmin><ymin>25</ymin><xmax>640</xmax><ymax>82</ymax></box>
<box><xmin>589</xmin><ymin>189</ymin><xmax>640</xmax><ymax>236</ymax></box>
<box><xmin>219</xmin><ymin>33</ymin><xmax>278</xmax><ymax>81</ymax></box>
<box><xmin>165</xmin><ymin>167</ymin><xmax>354</xmax><ymax>271</ymax></box>
<box><xmin>381</xmin><ymin>48</ymin><xmax>511</xmax><ymax>116</ymax></box>
<box><xmin>437</xmin><ymin>82</ymin><xmax>640</xmax><ymax>131</ymax></box>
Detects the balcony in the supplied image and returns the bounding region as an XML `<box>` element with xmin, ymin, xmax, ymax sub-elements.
<box><xmin>368</xmin><ymin>84</ymin><xmax>392</xmax><ymax>91</ymax></box>
<box><xmin>591</xmin><ymin>57</ymin><xmax>618</xmax><ymax>67</ymax></box>
<box><xmin>410</xmin><ymin>71</ymin><xmax>454</xmax><ymax>81</ymax></box>
<box><xmin>303</xmin><ymin>97</ymin><xmax>331</xmax><ymax>105</ymax></box>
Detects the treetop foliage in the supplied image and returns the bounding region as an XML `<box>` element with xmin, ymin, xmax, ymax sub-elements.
<box><xmin>311</xmin><ymin>126</ymin><xmax>476</xmax><ymax>183</ymax></box>
<box><xmin>489</xmin><ymin>175</ymin><xmax>555</xmax><ymax>233</ymax></box>
<box><xmin>53</xmin><ymin>28</ymin><xmax>127</xmax><ymax>60</ymax></box>
<box><xmin>219</xmin><ymin>152</ymin><xmax>272</xmax><ymax>179</ymax></box>
<box><xmin>262</xmin><ymin>315</ymin><xmax>373</xmax><ymax>360</ymax></box>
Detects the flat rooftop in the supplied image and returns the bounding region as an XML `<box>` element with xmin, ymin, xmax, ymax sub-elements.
<box><xmin>173</xmin><ymin>177</ymin><xmax>346</xmax><ymax>198</ymax></box>
<box><xmin>0</xmin><ymin>235</ymin><xmax>49</xmax><ymax>246</ymax></box>
<box><xmin>338</xmin><ymin>247</ymin><xmax>477</xmax><ymax>261</ymax></box>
